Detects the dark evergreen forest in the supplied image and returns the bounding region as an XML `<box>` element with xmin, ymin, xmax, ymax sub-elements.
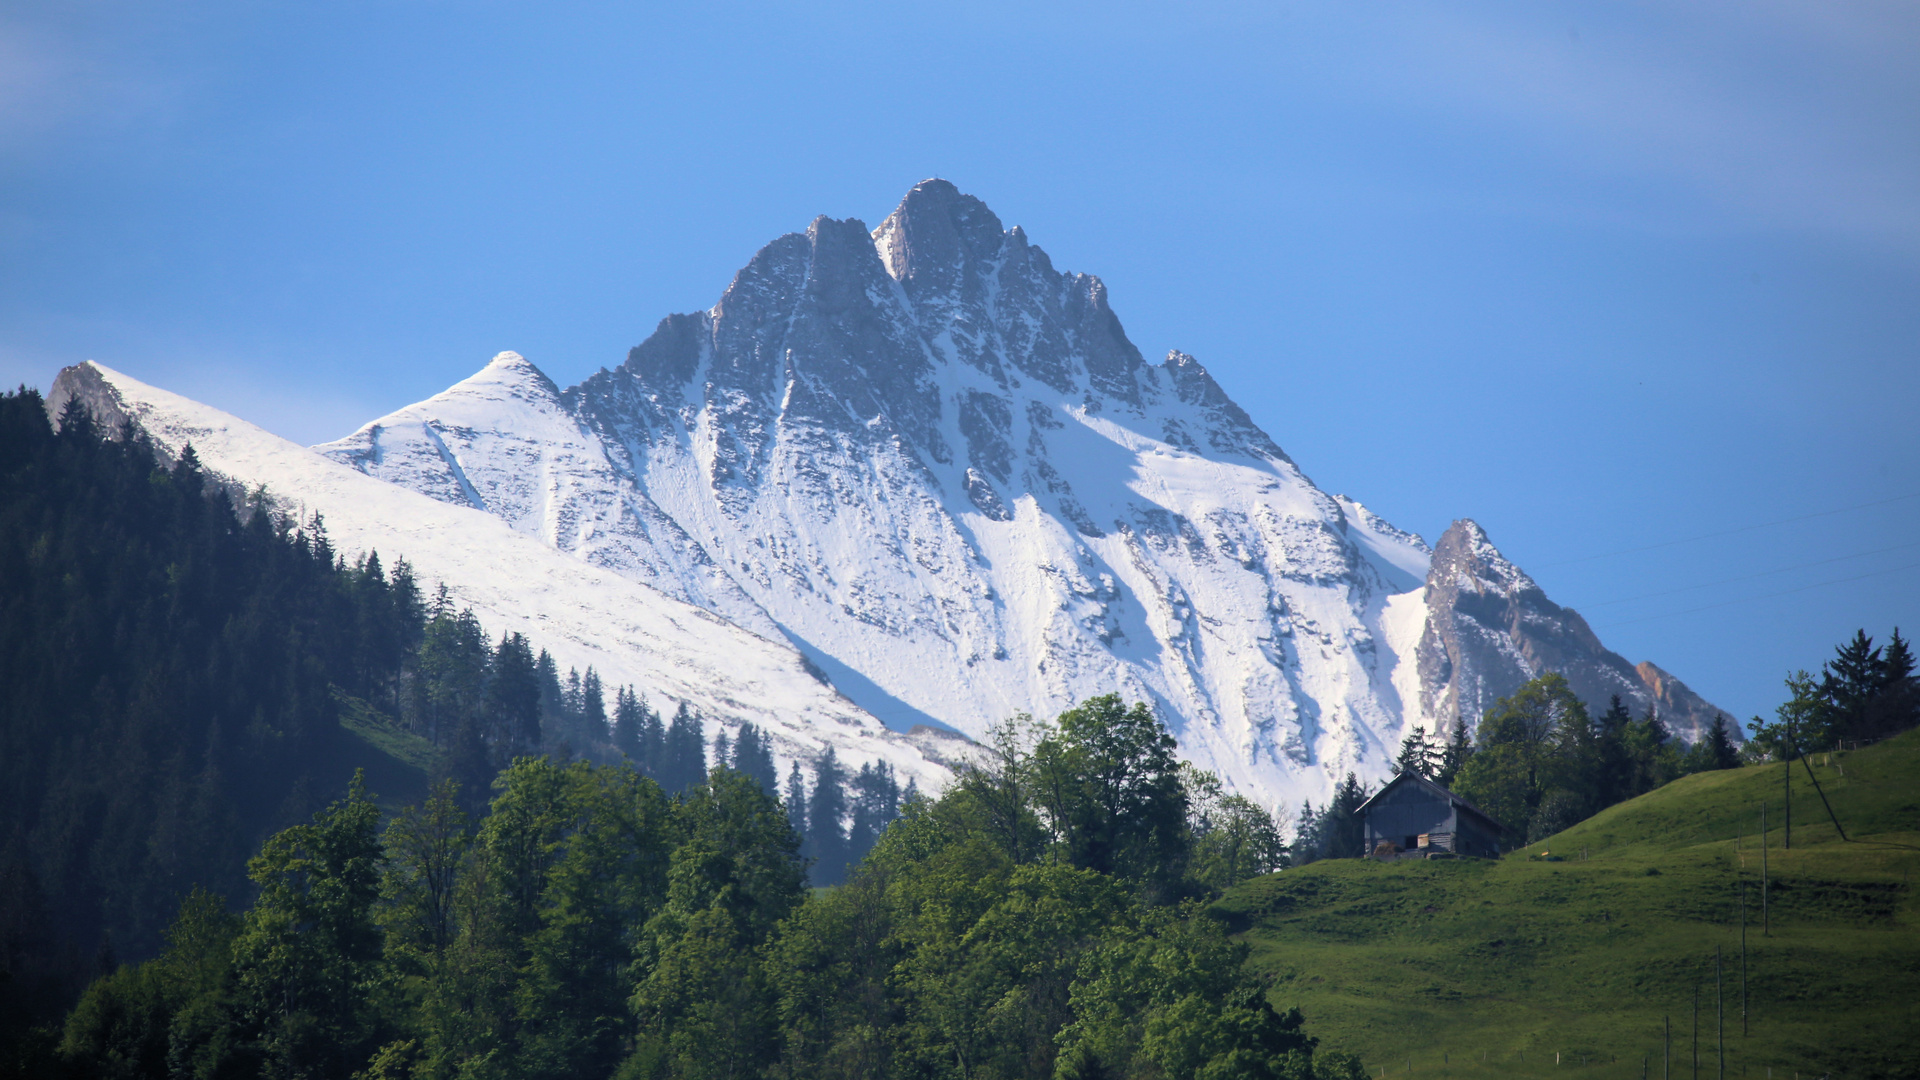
<box><xmin>0</xmin><ymin>389</ymin><xmax>898</xmax><ymax>1058</ymax></box>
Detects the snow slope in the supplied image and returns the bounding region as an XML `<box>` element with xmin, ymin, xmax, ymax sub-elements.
<box><xmin>212</xmin><ymin>179</ymin><xmax>1718</xmax><ymax>810</ymax></box>
<box><xmin>47</xmin><ymin>361</ymin><xmax>956</xmax><ymax>792</ymax></box>
<box><xmin>311</xmin><ymin>182</ymin><xmax>1484</xmax><ymax>807</ymax></box>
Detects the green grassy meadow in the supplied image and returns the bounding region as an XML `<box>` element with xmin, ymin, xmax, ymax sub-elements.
<box><xmin>1218</xmin><ymin>729</ymin><xmax>1920</xmax><ymax>1079</ymax></box>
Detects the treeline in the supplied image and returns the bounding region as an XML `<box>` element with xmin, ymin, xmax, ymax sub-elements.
<box><xmin>1292</xmin><ymin>627</ymin><xmax>1920</xmax><ymax>858</ymax></box>
<box><xmin>42</xmin><ymin>696</ymin><xmax>1354</xmax><ymax>1080</ymax></box>
<box><xmin>0</xmin><ymin>388</ymin><xmax>898</xmax><ymax>1055</ymax></box>
<box><xmin>1746</xmin><ymin>628</ymin><xmax>1917</xmax><ymax>756</ymax></box>
<box><xmin>1286</xmin><ymin>677</ymin><xmax>1740</xmax><ymax>860</ymax></box>
<box><xmin>1442</xmin><ymin>675</ymin><xmax>1743</xmax><ymax>843</ymax></box>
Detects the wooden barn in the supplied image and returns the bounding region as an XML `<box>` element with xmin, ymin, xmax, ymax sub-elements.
<box><xmin>1355</xmin><ymin>772</ymin><xmax>1506</xmax><ymax>859</ymax></box>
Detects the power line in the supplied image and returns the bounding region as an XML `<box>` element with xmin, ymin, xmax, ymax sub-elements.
<box><xmin>1564</xmin><ymin>539</ymin><xmax>1920</xmax><ymax>611</ymax></box>
<box><xmin>1592</xmin><ymin>560</ymin><xmax>1920</xmax><ymax>630</ymax></box>
<box><xmin>1534</xmin><ymin>491</ymin><xmax>1920</xmax><ymax>570</ymax></box>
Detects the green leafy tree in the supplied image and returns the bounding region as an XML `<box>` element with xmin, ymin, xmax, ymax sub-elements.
<box><xmin>227</xmin><ymin>772</ymin><xmax>387</xmax><ymax>1080</ymax></box>
<box><xmin>1030</xmin><ymin>695</ymin><xmax>1188</xmax><ymax>887</ymax></box>
<box><xmin>1453</xmin><ymin>674</ymin><xmax>1588</xmax><ymax>841</ymax></box>
<box><xmin>1057</xmin><ymin>904</ymin><xmax>1358</xmax><ymax>1080</ymax></box>
<box><xmin>515</xmin><ymin>763</ymin><xmax>672</xmax><ymax>1080</ymax></box>
<box><xmin>380</xmin><ymin>779</ymin><xmax>471</xmax><ymax>963</ymax></box>
<box><xmin>57</xmin><ymin>888</ymin><xmax>239</xmax><ymax>1080</ymax></box>
<box><xmin>627</xmin><ymin>768</ymin><xmax>806</xmax><ymax>1080</ymax></box>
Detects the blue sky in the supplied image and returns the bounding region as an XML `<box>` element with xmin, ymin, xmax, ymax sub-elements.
<box><xmin>3</xmin><ymin>1</ymin><xmax>1916</xmax><ymax>725</ymax></box>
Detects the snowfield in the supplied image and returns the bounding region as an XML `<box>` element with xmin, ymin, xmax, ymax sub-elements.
<box><xmin>54</xmin><ymin>180</ymin><xmax>1728</xmax><ymax>813</ymax></box>
<box><xmin>49</xmin><ymin>361</ymin><xmax>959</xmax><ymax>794</ymax></box>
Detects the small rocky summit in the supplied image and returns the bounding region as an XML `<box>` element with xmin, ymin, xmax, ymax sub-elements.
<box><xmin>310</xmin><ymin>179</ymin><xmax>1729</xmax><ymax>806</ymax></box>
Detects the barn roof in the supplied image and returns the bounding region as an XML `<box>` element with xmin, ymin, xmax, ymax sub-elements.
<box><xmin>1355</xmin><ymin>771</ymin><xmax>1508</xmax><ymax>834</ymax></box>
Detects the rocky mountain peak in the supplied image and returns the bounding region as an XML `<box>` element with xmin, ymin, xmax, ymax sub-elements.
<box><xmin>304</xmin><ymin>182</ymin><xmax>1733</xmax><ymax>808</ymax></box>
<box><xmin>469</xmin><ymin>350</ymin><xmax>563</xmax><ymax>401</ymax></box>
<box><xmin>873</xmin><ymin>178</ymin><xmax>1007</xmax><ymax>286</ymax></box>
<box><xmin>1431</xmin><ymin>518</ymin><xmax>1539</xmax><ymax>596</ymax></box>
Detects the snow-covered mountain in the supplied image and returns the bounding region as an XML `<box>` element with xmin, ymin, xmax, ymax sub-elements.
<box><xmin>311</xmin><ymin>179</ymin><xmax>1728</xmax><ymax>808</ymax></box>
<box><xmin>46</xmin><ymin>361</ymin><xmax>964</xmax><ymax>794</ymax></box>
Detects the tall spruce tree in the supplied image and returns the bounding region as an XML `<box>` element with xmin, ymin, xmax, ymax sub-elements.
<box><xmin>1394</xmin><ymin>726</ymin><xmax>1438</xmax><ymax>779</ymax></box>
<box><xmin>637</xmin><ymin>695</ymin><xmax>665</xmax><ymax>780</ymax></box>
<box><xmin>846</xmin><ymin>761</ymin><xmax>902</xmax><ymax>862</ymax></box>
<box><xmin>661</xmin><ymin>703</ymin><xmax>706</xmax><ymax>795</ymax></box>
<box><xmin>730</xmin><ymin>722</ymin><xmax>778</xmax><ymax>793</ymax></box>
<box><xmin>1323</xmin><ymin>772</ymin><xmax>1369</xmax><ymax>858</ymax></box>
<box><xmin>580</xmin><ymin>667</ymin><xmax>607</xmax><ymax>743</ymax></box>
<box><xmin>612</xmin><ymin>686</ymin><xmax>643</xmax><ymax>762</ymax></box>
<box><xmin>1436</xmin><ymin>716</ymin><xmax>1474</xmax><ymax>787</ymax></box>
<box><xmin>806</xmin><ymin>748</ymin><xmax>850</xmax><ymax>885</ymax></box>
<box><xmin>486</xmin><ymin>632</ymin><xmax>542</xmax><ymax>760</ymax></box>
<box><xmin>783</xmin><ymin>761</ymin><xmax>810</xmax><ymax>844</ymax></box>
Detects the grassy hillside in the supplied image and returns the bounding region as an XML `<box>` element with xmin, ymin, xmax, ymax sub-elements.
<box><xmin>1217</xmin><ymin>729</ymin><xmax>1920</xmax><ymax>1079</ymax></box>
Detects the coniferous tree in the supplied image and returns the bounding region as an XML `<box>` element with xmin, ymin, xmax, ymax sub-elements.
<box><xmin>581</xmin><ymin>667</ymin><xmax>607</xmax><ymax>741</ymax></box>
<box><xmin>784</xmin><ymin>761</ymin><xmax>810</xmax><ymax>846</ymax></box>
<box><xmin>1707</xmin><ymin>714</ymin><xmax>1740</xmax><ymax>769</ymax></box>
<box><xmin>487</xmin><ymin>632</ymin><xmax>542</xmax><ymax>760</ymax></box>
<box><xmin>661</xmin><ymin>703</ymin><xmax>706</xmax><ymax>795</ymax></box>
<box><xmin>636</xmin><ymin>695</ymin><xmax>664</xmax><ymax>780</ymax></box>
<box><xmin>535</xmin><ymin>649</ymin><xmax>566</xmax><ymax>745</ymax></box>
<box><xmin>1873</xmin><ymin>628</ymin><xmax>1920</xmax><ymax>739</ymax></box>
<box><xmin>807</xmin><ymin>748</ymin><xmax>850</xmax><ymax>885</ymax></box>
<box><xmin>1323</xmin><ymin>772</ymin><xmax>1369</xmax><ymax>858</ymax></box>
<box><xmin>712</xmin><ymin>729</ymin><xmax>733</xmax><ymax>771</ymax></box>
<box><xmin>1592</xmin><ymin>696</ymin><xmax>1636</xmax><ymax>808</ymax></box>
<box><xmin>1290</xmin><ymin>799</ymin><xmax>1320</xmax><ymax>865</ymax></box>
<box><xmin>1394</xmin><ymin>725</ymin><xmax>1438</xmax><ymax>778</ymax></box>
<box><xmin>846</xmin><ymin>760</ymin><xmax>902</xmax><ymax>862</ymax></box>
<box><xmin>731</xmin><ymin>722</ymin><xmax>778</xmax><ymax>793</ymax></box>
<box><xmin>1436</xmin><ymin>716</ymin><xmax>1474</xmax><ymax>787</ymax></box>
<box><xmin>612</xmin><ymin>686</ymin><xmax>644</xmax><ymax>762</ymax></box>
<box><xmin>1624</xmin><ymin>703</ymin><xmax>1677</xmax><ymax>794</ymax></box>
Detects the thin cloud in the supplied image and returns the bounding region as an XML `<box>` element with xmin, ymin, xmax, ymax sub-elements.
<box><xmin>1342</xmin><ymin>3</ymin><xmax>1920</xmax><ymax>255</ymax></box>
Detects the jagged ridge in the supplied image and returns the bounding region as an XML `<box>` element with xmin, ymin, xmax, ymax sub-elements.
<box><xmin>303</xmin><ymin>179</ymin><xmax>1728</xmax><ymax>806</ymax></box>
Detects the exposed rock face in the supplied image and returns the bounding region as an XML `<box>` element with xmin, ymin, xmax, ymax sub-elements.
<box><xmin>1414</xmin><ymin>520</ymin><xmax>1734</xmax><ymax>740</ymax></box>
<box><xmin>306</xmin><ymin>179</ymin><xmax>1729</xmax><ymax>805</ymax></box>
<box><xmin>1635</xmin><ymin>661</ymin><xmax>1733</xmax><ymax>743</ymax></box>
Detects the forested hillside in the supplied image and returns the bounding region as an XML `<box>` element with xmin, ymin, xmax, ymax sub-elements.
<box><xmin>0</xmin><ymin>389</ymin><xmax>874</xmax><ymax>1045</ymax></box>
<box><xmin>23</xmin><ymin>695</ymin><xmax>1352</xmax><ymax>1080</ymax></box>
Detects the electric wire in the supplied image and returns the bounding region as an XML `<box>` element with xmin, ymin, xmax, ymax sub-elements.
<box><xmin>1592</xmin><ymin>560</ymin><xmax>1920</xmax><ymax>630</ymax></box>
<box><xmin>1534</xmin><ymin>491</ymin><xmax>1920</xmax><ymax>569</ymax></box>
<box><xmin>1564</xmin><ymin>539</ymin><xmax>1920</xmax><ymax>611</ymax></box>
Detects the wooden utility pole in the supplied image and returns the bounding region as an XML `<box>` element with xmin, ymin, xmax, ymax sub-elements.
<box><xmin>1783</xmin><ymin>731</ymin><xmax>1792</xmax><ymax>851</ymax></box>
<box><xmin>1717</xmin><ymin>947</ymin><xmax>1725</xmax><ymax>1080</ymax></box>
<box><xmin>1760</xmin><ymin>803</ymin><xmax>1770</xmax><ymax>936</ymax></box>
<box><xmin>1665</xmin><ymin>1014</ymin><xmax>1672</xmax><ymax>1080</ymax></box>
<box><xmin>1740</xmin><ymin>885</ymin><xmax>1749</xmax><ymax>1037</ymax></box>
<box><xmin>1693</xmin><ymin>985</ymin><xmax>1700</xmax><ymax>1080</ymax></box>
